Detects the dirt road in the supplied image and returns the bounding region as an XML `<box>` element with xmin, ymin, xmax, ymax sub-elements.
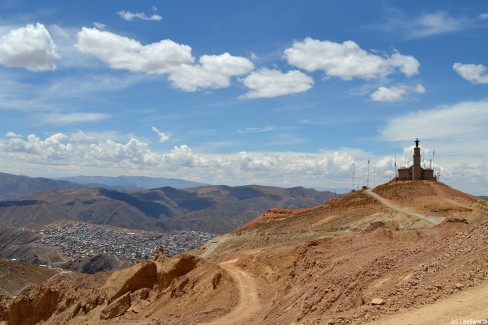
<box><xmin>201</xmin><ymin>258</ymin><xmax>260</xmax><ymax>325</ymax></box>
<box><xmin>365</xmin><ymin>188</ymin><xmax>442</xmax><ymax>226</ymax></box>
<box><xmin>365</xmin><ymin>279</ymin><xmax>488</xmax><ymax>325</ymax></box>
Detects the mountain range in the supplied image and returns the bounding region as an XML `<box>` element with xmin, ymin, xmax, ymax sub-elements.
<box><xmin>56</xmin><ymin>175</ymin><xmax>205</xmax><ymax>190</ymax></box>
<box><xmin>0</xmin><ymin>183</ymin><xmax>334</xmax><ymax>233</ymax></box>
<box><xmin>0</xmin><ymin>172</ymin><xmax>84</xmax><ymax>200</ymax></box>
<box><xmin>3</xmin><ymin>180</ymin><xmax>488</xmax><ymax>324</ymax></box>
<box><xmin>0</xmin><ymin>172</ymin><xmax>206</xmax><ymax>200</ymax></box>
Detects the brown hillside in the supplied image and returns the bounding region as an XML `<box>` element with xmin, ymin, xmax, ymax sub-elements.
<box><xmin>3</xmin><ymin>181</ymin><xmax>488</xmax><ymax>324</ymax></box>
<box><xmin>0</xmin><ymin>259</ymin><xmax>58</xmax><ymax>297</ymax></box>
<box><xmin>0</xmin><ymin>185</ymin><xmax>333</xmax><ymax>233</ymax></box>
<box><xmin>198</xmin><ymin>181</ymin><xmax>488</xmax><ymax>257</ymax></box>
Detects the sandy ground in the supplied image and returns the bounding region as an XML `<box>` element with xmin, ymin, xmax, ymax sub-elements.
<box><xmin>365</xmin><ymin>279</ymin><xmax>488</xmax><ymax>325</ymax></box>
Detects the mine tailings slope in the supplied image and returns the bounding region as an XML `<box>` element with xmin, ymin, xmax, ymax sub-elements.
<box><xmin>3</xmin><ymin>180</ymin><xmax>488</xmax><ymax>324</ymax></box>
<box><xmin>198</xmin><ymin>180</ymin><xmax>488</xmax><ymax>257</ymax></box>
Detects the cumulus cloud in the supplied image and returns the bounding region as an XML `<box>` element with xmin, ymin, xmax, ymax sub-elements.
<box><xmin>152</xmin><ymin>126</ymin><xmax>170</xmax><ymax>143</ymax></box>
<box><xmin>5</xmin><ymin>131</ymin><xmax>22</xmax><ymax>138</ymax></box>
<box><xmin>76</xmin><ymin>27</ymin><xmax>194</xmax><ymax>74</ymax></box>
<box><xmin>0</xmin><ymin>23</ymin><xmax>58</xmax><ymax>71</ymax></box>
<box><xmin>284</xmin><ymin>38</ymin><xmax>419</xmax><ymax>80</ymax></box>
<box><xmin>117</xmin><ymin>10</ymin><xmax>162</xmax><ymax>22</ymax></box>
<box><xmin>0</xmin><ymin>131</ymin><xmax>374</xmax><ymax>189</ymax></box>
<box><xmin>453</xmin><ymin>62</ymin><xmax>488</xmax><ymax>84</ymax></box>
<box><xmin>371</xmin><ymin>83</ymin><xmax>425</xmax><ymax>102</ymax></box>
<box><xmin>241</xmin><ymin>68</ymin><xmax>314</xmax><ymax>98</ymax></box>
<box><xmin>1</xmin><ymin>130</ymin><xmax>486</xmax><ymax>194</ymax></box>
<box><xmin>76</xmin><ymin>28</ymin><xmax>254</xmax><ymax>93</ymax></box>
<box><xmin>169</xmin><ymin>53</ymin><xmax>254</xmax><ymax>91</ymax></box>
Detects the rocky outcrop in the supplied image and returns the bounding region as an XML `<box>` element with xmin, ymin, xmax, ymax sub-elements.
<box><xmin>3</xmin><ymin>253</ymin><xmax>205</xmax><ymax>324</ymax></box>
<box><xmin>154</xmin><ymin>253</ymin><xmax>200</xmax><ymax>290</ymax></box>
<box><xmin>100</xmin><ymin>292</ymin><xmax>131</xmax><ymax>320</ymax></box>
<box><xmin>7</xmin><ymin>285</ymin><xmax>62</xmax><ymax>325</ymax></box>
<box><xmin>0</xmin><ymin>295</ymin><xmax>11</xmax><ymax>322</ymax></box>
<box><xmin>103</xmin><ymin>261</ymin><xmax>158</xmax><ymax>304</ymax></box>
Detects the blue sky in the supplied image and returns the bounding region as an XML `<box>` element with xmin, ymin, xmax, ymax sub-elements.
<box><xmin>0</xmin><ymin>0</ymin><xmax>488</xmax><ymax>194</ymax></box>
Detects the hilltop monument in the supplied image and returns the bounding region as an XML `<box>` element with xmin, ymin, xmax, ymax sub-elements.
<box><xmin>397</xmin><ymin>139</ymin><xmax>435</xmax><ymax>181</ymax></box>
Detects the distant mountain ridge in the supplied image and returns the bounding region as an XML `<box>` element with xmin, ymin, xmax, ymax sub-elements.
<box><xmin>0</xmin><ymin>173</ymin><xmax>206</xmax><ymax>200</ymax></box>
<box><xmin>0</xmin><ymin>185</ymin><xmax>335</xmax><ymax>233</ymax></box>
<box><xmin>57</xmin><ymin>175</ymin><xmax>206</xmax><ymax>189</ymax></box>
<box><xmin>0</xmin><ymin>172</ymin><xmax>84</xmax><ymax>200</ymax></box>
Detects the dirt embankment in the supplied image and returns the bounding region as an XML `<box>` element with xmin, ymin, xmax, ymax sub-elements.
<box><xmin>1</xmin><ymin>251</ymin><xmax>237</xmax><ymax>325</ymax></box>
<box><xmin>197</xmin><ymin>181</ymin><xmax>488</xmax><ymax>259</ymax></box>
<box><xmin>228</xmin><ymin>219</ymin><xmax>488</xmax><ymax>324</ymax></box>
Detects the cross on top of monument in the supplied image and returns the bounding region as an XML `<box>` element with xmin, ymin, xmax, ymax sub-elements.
<box><xmin>415</xmin><ymin>138</ymin><xmax>420</xmax><ymax>148</ymax></box>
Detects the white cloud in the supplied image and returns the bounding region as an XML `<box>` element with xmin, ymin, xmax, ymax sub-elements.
<box><xmin>1</xmin><ymin>130</ymin><xmax>487</xmax><ymax>194</ymax></box>
<box><xmin>380</xmin><ymin>99</ymin><xmax>488</xmax><ymax>151</ymax></box>
<box><xmin>453</xmin><ymin>62</ymin><xmax>488</xmax><ymax>84</ymax></box>
<box><xmin>42</xmin><ymin>112</ymin><xmax>110</xmax><ymax>125</ymax></box>
<box><xmin>371</xmin><ymin>83</ymin><xmax>425</xmax><ymax>102</ymax></box>
<box><xmin>380</xmin><ymin>99</ymin><xmax>488</xmax><ymax>194</ymax></box>
<box><xmin>378</xmin><ymin>11</ymin><xmax>470</xmax><ymax>39</ymax></box>
<box><xmin>0</xmin><ymin>131</ymin><xmax>369</xmax><ymax>189</ymax></box>
<box><xmin>480</xmin><ymin>14</ymin><xmax>488</xmax><ymax>20</ymax></box>
<box><xmin>371</xmin><ymin>86</ymin><xmax>407</xmax><ymax>103</ymax></box>
<box><xmin>237</xmin><ymin>126</ymin><xmax>278</xmax><ymax>134</ymax></box>
<box><xmin>0</xmin><ymin>23</ymin><xmax>58</xmax><ymax>71</ymax></box>
<box><xmin>388</xmin><ymin>53</ymin><xmax>421</xmax><ymax>77</ymax></box>
<box><xmin>49</xmin><ymin>25</ymin><xmax>70</xmax><ymax>39</ymax></box>
<box><xmin>76</xmin><ymin>27</ymin><xmax>193</xmax><ymax>74</ymax></box>
<box><xmin>76</xmin><ymin>28</ymin><xmax>253</xmax><ymax>93</ymax></box>
<box><xmin>152</xmin><ymin>126</ymin><xmax>170</xmax><ymax>143</ymax></box>
<box><xmin>5</xmin><ymin>131</ymin><xmax>22</xmax><ymax>138</ymax></box>
<box><xmin>241</xmin><ymin>68</ymin><xmax>314</xmax><ymax>98</ymax></box>
<box><xmin>169</xmin><ymin>53</ymin><xmax>254</xmax><ymax>91</ymax></box>
<box><xmin>284</xmin><ymin>38</ymin><xmax>419</xmax><ymax>80</ymax></box>
<box><xmin>407</xmin><ymin>12</ymin><xmax>467</xmax><ymax>38</ymax></box>
<box><xmin>117</xmin><ymin>10</ymin><xmax>162</xmax><ymax>22</ymax></box>
<box><xmin>93</xmin><ymin>22</ymin><xmax>107</xmax><ymax>30</ymax></box>
<box><xmin>414</xmin><ymin>84</ymin><xmax>426</xmax><ymax>93</ymax></box>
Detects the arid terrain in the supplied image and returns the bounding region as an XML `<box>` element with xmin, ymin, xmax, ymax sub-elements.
<box><xmin>1</xmin><ymin>180</ymin><xmax>488</xmax><ymax>324</ymax></box>
<box><xmin>0</xmin><ymin>184</ymin><xmax>333</xmax><ymax>233</ymax></box>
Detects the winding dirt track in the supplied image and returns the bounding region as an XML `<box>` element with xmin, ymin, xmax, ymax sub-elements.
<box><xmin>201</xmin><ymin>258</ymin><xmax>260</xmax><ymax>325</ymax></box>
<box><xmin>364</xmin><ymin>188</ymin><xmax>442</xmax><ymax>226</ymax></box>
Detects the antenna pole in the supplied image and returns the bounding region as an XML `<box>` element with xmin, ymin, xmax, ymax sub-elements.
<box><xmin>352</xmin><ymin>160</ymin><xmax>355</xmax><ymax>191</ymax></box>
<box><xmin>367</xmin><ymin>159</ymin><xmax>370</xmax><ymax>188</ymax></box>
<box><xmin>394</xmin><ymin>154</ymin><xmax>397</xmax><ymax>179</ymax></box>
